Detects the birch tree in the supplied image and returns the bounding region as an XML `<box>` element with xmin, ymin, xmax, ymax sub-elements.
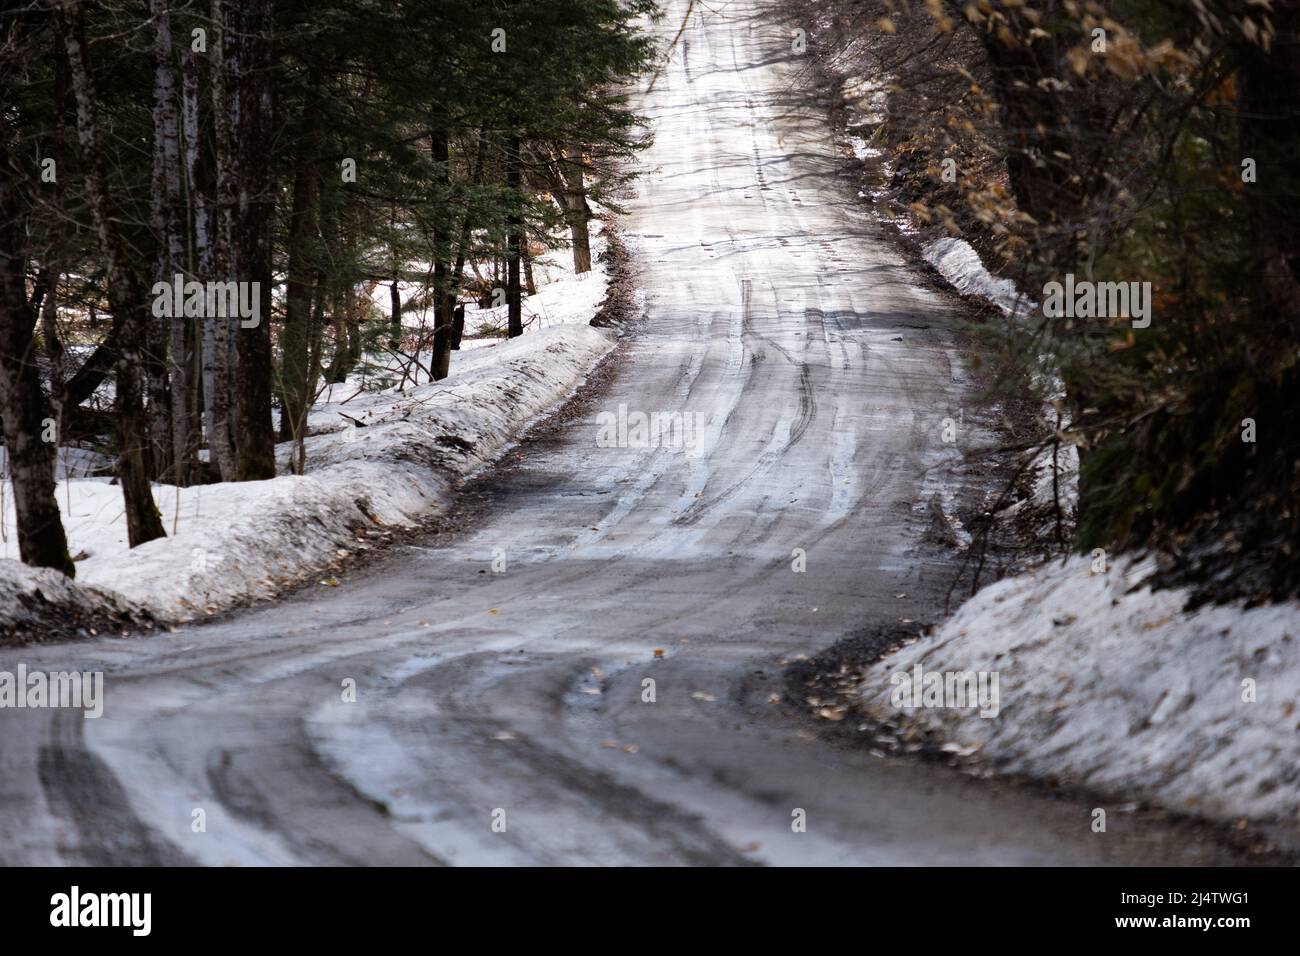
<box><xmin>58</xmin><ymin>0</ymin><xmax>166</xmax><ymax>547</ymax></box>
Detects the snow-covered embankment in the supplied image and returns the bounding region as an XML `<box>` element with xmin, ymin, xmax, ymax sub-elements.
<box><xmin>858</xmin><ymin>556</ymin><xmax>1300</xmax><ymax>837</ymax></box>
<box><xmin>2</xmin><ymin>252</ymin><xmax>619</xmax><ymax>636</ymax></box>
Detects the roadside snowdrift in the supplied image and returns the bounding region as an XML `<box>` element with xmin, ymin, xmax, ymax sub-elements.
<box><xmin>0</xmin><ymin>561</ymin><xmax>153</xmax><ymax>646</ymax></box>
<box><xmin>920</xmin><ymin>237</ymin><xmax>1032</xmax><ymax>318</ymax></box>
<box><xmin>858</xmin><ymin>555</ymin><xmax>1300</xmax><ymax>832</ymax></box>
<box><xmin>1</xmin><ymin>325</ymin><xmax>615</xmax><ymax>628</ymax></box>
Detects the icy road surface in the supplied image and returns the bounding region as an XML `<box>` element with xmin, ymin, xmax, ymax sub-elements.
<box><xmin>0</xmin><ymin>0</ymin><xmax>1254</xmax><ymax>865</ymax></box>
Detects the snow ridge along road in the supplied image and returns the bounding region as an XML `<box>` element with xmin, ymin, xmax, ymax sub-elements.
<box><xmin>0</xmin><ymin>0</ymin><xmax>1255</xmax><ymax>865</ymax></box>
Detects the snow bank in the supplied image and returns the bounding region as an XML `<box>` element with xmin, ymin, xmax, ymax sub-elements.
<box><xmin>0</xmin><ymin>560</ymin><xmax>153</xmax><ymax>645</ymax></box>
<box><xmin>921</xmin><ymin>237</ymin><xmax>1032</xmax><ymax>318</ymax></box>
<box><xmin>1</xmin><ymin>324</ymin><xmax>615</xmax><ymax>623</ymax></box>
<box><xmin>858</xmin><ymin>555</ymin><xmax>1300</xmax><ymax>831</ymax></box>
<box><xmin>2</xmin><ymin>224</ymin><xmax>618</xmax><ymax>627</ymax></box>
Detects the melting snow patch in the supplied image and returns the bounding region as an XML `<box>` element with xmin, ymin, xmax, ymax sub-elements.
<box><xmin>858</xmin><ymin>554</ymin><xmax>1300</xmax><ymax>834</ymax></box>
<box><xmin>922</xmin><ymin>237</ymin><xmax>1033</xmax><ymax>317</ymax></box>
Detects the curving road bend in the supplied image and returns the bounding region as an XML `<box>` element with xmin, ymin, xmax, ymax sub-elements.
<box><xmin>0</xmin><ymin>0</ymin><xmax>1253</xmax><ymax>866</ymax></box>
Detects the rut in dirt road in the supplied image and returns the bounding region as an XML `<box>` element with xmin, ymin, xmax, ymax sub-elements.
<box><xmin>0</xmin><ymin>0</ymin><xmax>1258</xmax><ymax>866</ymax></box>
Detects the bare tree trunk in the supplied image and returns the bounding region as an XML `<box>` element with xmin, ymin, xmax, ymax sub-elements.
<box><xmin>59</xmin><ymin>0</ymin><xmax>166</xmax><ymax>547</ymax></box>
<box><xmin>144</xmin><ymin>86</ymin><xmax>171</xmax><ymax>484</ymax></box>
<box><xmin>345</xmin><ymin>291</ymin><xmax>362</xmax><ymax>369</ymax></box>
<box><xmin>144</xmin><ymin>17</ymin><xmax>174</xmax><ymax>485</ymax></box>
<box><xmin>145</xmin><ymin>129</ymin><xmax>172</xmax><ymax>487</ymax></box>
<box><xmin>208</xmin><ymin>0</ymin><xmax>238</xmax><ymax>480</ymax></box>
<box><xmin>431</xmin><ymin>127</ymin><xmax>453</xmax><ymax>379</ymax></box>
<box><xmin>181</xmin><ymin>39</ymin><xmax>209</xmax><ymax>481</ymax></box>
<box><xmin>289</xmin><ymin>279</ymin><xmax>326</xmax><ymax>474</ymax></box>
<box><xmin>561</xmin><ymin>143</ymin><xmax>592</xmax><ymax>273</ymax></box>
<box><xmin>233</xmin><ymin>0</ymin><xmax>276</xmax><ymax>481</ymax></box>
<box><xmin>451</xmin><ymin>303</ymin><xmax>464</xmax><ymax>350</ymax></box>
<box><xmin>145</xmin><ymin>392</ymin><xmax>170</xmax><ymax>481</ymax></box>
<box><xmin>0</xmin><ymin>133</ymin><xmax>75</xmax><ymax>576</ymax></box>
<box><xmin>320</xmin><ymin>196</ymin><xmax>362</xmax><ymax>384</ymax></box>
<box><xmin>280</xmin><ymin>66</ymin><xmax>322</xmax><ymax>440</ymax></box>
<box><xmin>387</xmin><ymin>202</ymin><xmax>403</xmax><ymax>346</ymax></box>
<box><xmin>307</xmin><ymin>279</ymin><xmax>325</xmax><ymax>399</ymax></box>
<box><xmin>507</xmin><ymin>135</ymin><xmax>523</xmax><ymax>338</ymax></box>
<box><xmin>39</xmin><ymin>270</ymin><xmax>66</xmax><ymax>423</ymax></box>
<box><xmin>388</xmin><ymin>278</ymin><xmax>400</xmax><ymax>342</ymax></box>
<box><xmin>446</xmin><ymin>127</ymin><xmax>487</xmax><ymax>355</ymax></box>
<box><xmin>40</xmin><ymin>46</ymin><xmax>69</xmax><ymax>425</ymax></box>
<box><xmin>323</xmin><ymin>302</ymin><xmax>351</xmax><ymax>383</ymax></box>
<box><xmin>151</xmin><ymin>0</ymin><xmax>194</xmax><ymax>486</ymax></box>
<box><xmin>321</xmin><ymin>284</ymin><xmax>359</xmax><ymax>384</ymax></box>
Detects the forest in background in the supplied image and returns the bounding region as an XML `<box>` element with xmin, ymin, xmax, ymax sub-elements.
<box><xmin>4</xmin><ymin>0</ymin><xmax>1298</xmax><ymax>606</ymax></box>
<box><xmin>0</xmin><ymin>0</ymin><xmax>657</xmax><ymax>574</ymax></box>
